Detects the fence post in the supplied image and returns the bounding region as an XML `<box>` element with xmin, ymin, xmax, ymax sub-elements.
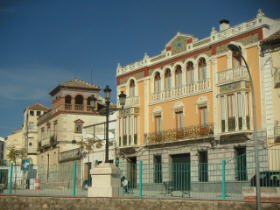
<box><xmin>73</xmin><ymin>162</ymin><xmax>77</xmax><ymax>196</ymax></box>
<box><xmin>222</xmin><ymin>160</ymin><xmax>226</xmax><ymax>200</ymax></box>
<box><xmin>139</xmin><ymin>160</ymin><xmax>142</xmax><ymax>198</ymax></box>
<box><xmin>9</xmin><ymin>162</ymin><xmax>13</xmax><ymax>195</ymax></box>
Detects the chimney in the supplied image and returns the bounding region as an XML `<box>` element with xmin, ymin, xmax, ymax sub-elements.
<box><xmin>219</xmin><ymin>19</ymin><xmax>230</xmax><ymax>31</ymax></box>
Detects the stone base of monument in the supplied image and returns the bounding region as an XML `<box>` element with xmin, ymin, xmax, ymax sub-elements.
<box><xmin>88</xmin><ymin>163</ymin><xmax>120</xmax><ymax>197</ymax></box>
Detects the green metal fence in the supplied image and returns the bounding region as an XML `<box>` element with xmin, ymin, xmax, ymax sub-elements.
<box><xmin>118</xmin><ymin>148</ymin><xmax>280</xmax><ymax>200</ymax></box>
<box><xmin>0</xmin><ymin>161</ymin><xmax>87</xmax><ymax>196</ymax></box>
<box><xmin>1</xmin><ymin>148</ymin><xmax>279</xmax><ymax>200</ymax></box>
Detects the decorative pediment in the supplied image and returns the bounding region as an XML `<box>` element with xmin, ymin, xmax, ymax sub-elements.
<box><xmin>165</xmin><ymin>32</ymin><xmax>194</xmax><ymax>55</ymax></box>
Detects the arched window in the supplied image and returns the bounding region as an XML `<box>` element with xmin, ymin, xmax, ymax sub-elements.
<box><xmin>75</xmin><ymin>95</ymin><xmax>83</xmax><ymax>104</ymax></box>
<box><xmin>65</xmin><ymin>95</ymin><xmax>72</xmax><ymax>104</ymax></box>
<box><xmin>186</xmin><ymin>62</ymin><xmax>194</xmax><ymax>84</ymax></box>
<box><xmin>164</xmin><ymin>69</ymin><xmax>171</xmax><ymax>90</ymax></box>
<box><xmin>175</xmin><ymin>65</ymin><xmax>182</xmax><ymax>88</ymax></box>
<box><xmin>75</xmin><ymin>95</ymin><xmax>84</xmax><ymax>111</ymax></box>
<box><xmin>129</xmin><ymin>80</ymin><xmax>135</xmax><ymax>96</ymax></box>
<box><xmin>198</xmin><ymin>58</ymin><xmax>207</xmax><ymax>81</ymax></box>
<box><xmin>154</xmin><ymin>72</ymin><xmax>161</xmax><ymax>92</ymax></box>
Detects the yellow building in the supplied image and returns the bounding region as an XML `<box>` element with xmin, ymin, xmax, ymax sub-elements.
<box><xmin>116</xmin><ymin>10</ymin><xmax>280</xmax><ymax>186</ymax></box>
<box><xmin>5</xmin><ymin>103</ymin><xmax>48</xmax><ymax>165</ymax></box>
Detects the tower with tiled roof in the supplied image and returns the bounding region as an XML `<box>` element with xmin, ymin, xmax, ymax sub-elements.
<box><xmin>36</xmin><ymin>79</ymin><xmax>110</xmax><ymax>186</ymax></box>
<box><xmin>49</xmin><ymin>78</ymin><xmax>102</xmax><ymax>114</ymax></box>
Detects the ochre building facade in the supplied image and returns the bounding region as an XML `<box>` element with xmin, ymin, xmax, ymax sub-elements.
<box><xmin>116</xmin><ymin>10</ymin><xmax>280</xmax><ymax>186</ymax></box>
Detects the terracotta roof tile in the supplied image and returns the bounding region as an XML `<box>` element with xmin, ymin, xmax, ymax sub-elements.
<box><xmin>25</xmin><ymin>103</ymin><xmax>49</xmax><ymax>111</ymax></box>
<box><xmin>261</xmin><ymin>30</ymin><xmax>280</xmax><ymax>44</ymax></box>
<box><xmin>60</xmin><ymin>78</ymin><xmax>101</xmax><ymax>90</ymax></box>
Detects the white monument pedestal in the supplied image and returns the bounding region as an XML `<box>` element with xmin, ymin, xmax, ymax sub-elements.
<box><xmin>88</xmin><ymin>163</ymin><xmax>120</xmax><ymax>197</ymax></box>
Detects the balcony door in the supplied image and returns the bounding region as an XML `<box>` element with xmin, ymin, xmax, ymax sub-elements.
<box><xmin>176</xmin><ymin>111</ymin><xmax>184</xmax><ymax>139</ymax></box>
<box><xmin>199</xmin><ymin>106</ymin><xmax>208</xmax><ymax>135</ymax></box>
<box><xmin>155</xmin><ymin>115</ymin><xmax>162</xmax><ymax>142</ymax></box>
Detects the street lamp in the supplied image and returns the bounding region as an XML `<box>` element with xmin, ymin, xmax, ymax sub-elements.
<box><xmin>228</xmin><ymin>42</ymin><xmax>261</xmax><ymax>210</ymax></box>
<box><xmin>89</xmin><ymin>86</ymin><xmax>126</xmax><ymax>163</ymax></box>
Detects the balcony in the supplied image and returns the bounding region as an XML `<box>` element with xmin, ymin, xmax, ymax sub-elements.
<box><xmin>217</xmin><ymin>66</ymin><xmax>249</xmax><ymax>86</ymax></box>
<box><xmin>50</xmin><ymin>135</ymin><xmax>58</xmax><ymax>147</ymax></box>
<box><xmin>145</xmin><ymin>123</ymin><xmax>214</xmax><ymax>144</ymax></box>
<box><xmin>152</xmin><ymin>80</ymin><xmax>210</xmax><ymax>104</ymax></box>
<box><xmin>65</xmin><ymin>103</ymin><xmax>72</xmax><ymax>110</ymax></box>
<box><xmin>274</xmin><ymin>69</ymin><xmax>280</xmax><ymax>88</ymax></box>
<box><xmin>59</xmin><ymin>148</ymin><xmax>82</xmax><ymax>162</ymax></box>
<box><xmin>118</xmin><ymin>96</ymin><xmax>139</xmax><ymax>108</ymax></box>
<box><xmin>74</xmin><ymin>104</ymin><xmax>84</xmax><ymax>111</ymax></box>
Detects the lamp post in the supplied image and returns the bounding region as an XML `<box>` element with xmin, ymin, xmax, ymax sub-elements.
<box><xmin>228</xmin><ymin>43</ymin><xmax>261</xmax><ymax>210</ymax></box>
<box><xmin>88</xmin><ymin>86</ymin><xmax>126</xmax><ymax>163</ymax></box>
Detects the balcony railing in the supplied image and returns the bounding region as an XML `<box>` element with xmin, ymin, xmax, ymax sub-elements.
<box><xmin>50</xmin><ymin>135</ymin><xmax>58</xmax><ymax>146</ymax></box>
<box><xmin>274</xmin><ymin>69</ymin><xmax>280</xmax><ymax>88</ymax></box>
<box><xmin>75</xmin><ymin>104</ymin><xmax>84</xmax><ymax>111</ymax></box>
<box><xmin>145</xmin><ymin>123</ymin><xmax>214</xmax><ymax>144</ymax></box>
<box><xmin>152</xmin><ymin>80</ymin><xmax>210</xmax><ymax>103</ymax></box>
<box><xmin>217</xmin><ymin>66</ymin><xmax>249</xmax><ymax>85</ymax></box>
<box><xmin>65</xmin><ymin>103</ymin><xmax>72</xmax><ymax>110</ymax></box>
<box><xmin>59</xmin><ymin>148</ymin><xmax>82</xmax><ymax>162</ymax></box>
<box><xmin>87</xmin><ymin>106</ymin><xmax>93</xmax><ymax>111</ymax></box>
<box><xmin>118</xmin><ymin>96</ymin><xmax>139</xmax><ymax>108</ymax></box>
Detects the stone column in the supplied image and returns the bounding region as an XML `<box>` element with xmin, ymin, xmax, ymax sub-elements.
<box><xmin>88</xmin><ymin>163</ymin><xmax>120</xmax><ymax>197</ymax></box>
<box><xmin>242</xmin><ymin>91</ymin><xmax>247</xmax><ymax>130</ymax></box>
<box><xmin>225</xmin><ymin>95</ymin><xmax>228</xmax><ymax>132</ymax></box>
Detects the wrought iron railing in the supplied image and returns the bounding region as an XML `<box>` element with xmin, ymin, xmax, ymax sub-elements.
<box><xmin>50</xmin><ymin>135</ymin><xmax>58</xmax><ymax>146</ymax></box>
<box><xmin>217</xmin><ymin>66</ymin><xmax>249</xmax><ymax>85</ymax></box>
<box><xmin>145</xmin><ymin>123</ymin><xmax>214</xmax><ymax>144</ymax></box>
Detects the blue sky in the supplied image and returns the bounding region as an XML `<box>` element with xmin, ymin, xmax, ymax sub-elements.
<box><xmin>0</xmin><ymin>0</ymin><xmax>279</xmax><ymax>137</ymax></box>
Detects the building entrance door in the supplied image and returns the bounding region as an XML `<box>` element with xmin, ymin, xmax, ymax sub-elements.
<box><xmin>171</xmin><ymin>153</ymin><xmax>191</xmax><ymax>191</ymax></box>
<box><xmin>127</xmin><ymin>157</ymin><xmax>137</xmax><ymax>188</ymax></box>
